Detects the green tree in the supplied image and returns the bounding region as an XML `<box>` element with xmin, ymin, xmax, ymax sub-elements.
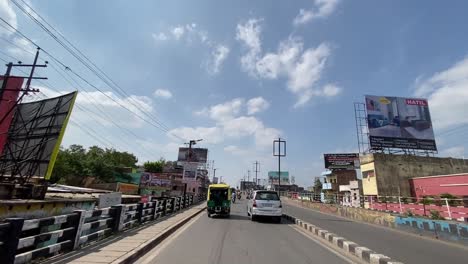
<box><xmin>50</xmin><ymin>144</ymin><xmax>140</xmax><ymax>185</ymax></box>
<box><xmin>314</xmin><ymin>178</ymin><xmax>323</xmax><ymax>193</ymax></box>
<box><xmin>144</xmin><ymin>158</ymin><xmax>166</xmax><ymax>173</ymax></box>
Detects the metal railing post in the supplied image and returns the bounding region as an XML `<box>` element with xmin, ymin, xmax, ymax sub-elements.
<box><xmin>111</xmin><ymin>205</ymin><xmax>126</xmax><ymax>232</ymax></box>
<box><xmin>444</xmin><ymin>198</ymin><xmax>452</xmax><ymax>219</ymax></box>
<box><xmin>72</xmin><ymin>210</ymin><xmax>87</xmax><ymax>250</ymax></box>
<box><xmin>4</xmin><ymin>218</ymin><xmax>24</xmax><ymax>264</ymax></box>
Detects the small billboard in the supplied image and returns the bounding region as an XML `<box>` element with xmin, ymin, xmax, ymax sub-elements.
<box><xmin>268</xmin><ymin>171</ymin><xmax>289</xmax><ymax>185</ymax></box>
<box><xmin>177</xmin><ymin>147</ymin><xmax>208</xmax><ymax>163</ymax></box>
<box><xmin>183</xmin><ymin>162</ymin><xmax>198</xmax><ymax>181</ymax></box>
<box><xmin>324</xmin><ymin>153</ymin><xmax>360</xmax><ymax>170</ymax></box>
<box><xmin>365</xmin><ymin>95</ymin><xmax>437</xmax><ymax>151</ymax></box>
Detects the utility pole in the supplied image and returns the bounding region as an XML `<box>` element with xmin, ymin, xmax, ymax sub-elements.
<box><xmin>247</xmin><ymin>170</ymin><xmax>250</xmax><ymax>182</ymax></box>
<box><xmin>254</xmin><ymin>161</ymin><xmax>259</xmax><ymax>189</ymax></box>
<box><xmin>0</xmin><ymin>48</ymin><xmax>46</xmax><ymax>125</ymax></box>
<box><xmin>213</xmin><ymin>168</ymin><xmax>217</xmax><ymax>183</ymax></box>
<box><xmin>273</xmin><ymin>138</ymin><xmax>286</xmax><ymax>196</ymax></box>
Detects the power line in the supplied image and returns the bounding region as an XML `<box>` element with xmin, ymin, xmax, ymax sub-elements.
<box><xmin>1</xmin><ymin>52</ymin><xmax>158</xmax><ymax>160</ymax></box>
<box><xmin>7</xmin><ymin>0</ymin><xmax>178</xmax><ymax>136</ymax></box>
<box><xmin>0</xmin><ymin>12</ymin><xmax>184</xmax><ymax>142</ymax></box>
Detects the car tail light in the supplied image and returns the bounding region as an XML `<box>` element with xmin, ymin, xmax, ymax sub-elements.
<box><xmin>253</xmin><ymin>200</ymin><xmax>257</xmax><ymax>207</ymax></box>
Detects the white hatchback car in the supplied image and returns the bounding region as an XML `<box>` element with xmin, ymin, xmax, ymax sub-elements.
<box><xmin>247</xmin><ymin>190</ymin><xmax>282</xmax><ymax>222</ymax></box>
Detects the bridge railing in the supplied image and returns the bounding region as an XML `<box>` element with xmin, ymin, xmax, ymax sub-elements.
<box><xmin>0</xmin><ymin>193</ymin><xmax>203</xmax><ymax>264</ymax></box>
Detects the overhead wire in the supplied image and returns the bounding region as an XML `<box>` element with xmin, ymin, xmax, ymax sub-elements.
<box><xmin>7</xmin><ymin>0</ymin><xmax>181</xmax><ymax>139</ymax></box>
<box><xmin>0</xmin><ymin>11</ymin><xmax>185</xmax><ymax>142</ymax></box>
<box><xmin>1</xmin><ymin>51</ymin><xmax>157</xmax><ymax>159</ymax></box>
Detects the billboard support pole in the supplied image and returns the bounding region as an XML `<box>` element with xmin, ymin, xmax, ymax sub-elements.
<box><xmin>273</xmin><ymin>138</ymin><xmax>286</xmax><ymax>196</ymax></box>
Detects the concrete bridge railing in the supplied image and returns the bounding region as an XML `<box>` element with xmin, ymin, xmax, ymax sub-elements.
<box><xmin>0</xmin><ymin>193</ymin><xmax>206</xmax><ymax>264</ymax></box>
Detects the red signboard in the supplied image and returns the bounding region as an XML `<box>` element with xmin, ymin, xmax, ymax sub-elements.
<box><xmin>0</xmin><ymin>76</ymin><xmax>24</xmax><ymax>155</ymax></box>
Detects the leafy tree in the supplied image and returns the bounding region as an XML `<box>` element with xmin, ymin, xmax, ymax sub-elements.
<box><xmin>313</xmin><ymin>178</ymin><xmax>322</xmax><ymax>193</ymax></box>
<box><xmin>50</xmin><ymin>144</ymin><xmax>139</xmax><ymax>185</ymax></box>
<box><xmin>144</xmin><ymin>158</ymin><xmax>166</xmax><ymax>173</ymax></box>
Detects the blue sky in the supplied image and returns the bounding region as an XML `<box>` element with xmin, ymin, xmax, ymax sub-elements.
<box><xmin>1</xmin><ymin>0</ymin><xmax>467</xmax><ymax>187</ymax></box>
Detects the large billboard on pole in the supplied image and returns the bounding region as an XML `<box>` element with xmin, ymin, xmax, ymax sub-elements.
<box><xmin>324</xmin><ymin>153</ymin><xmax>360</xmax><ymax>170</ymax></box>
<box><xmin>268</xmin><ymin>171</ymin><xmax>289</xmax><ymax>185</ymax></box>
<box><xmin>365</xmin><ymin>95</ymin><xmax>437</xmax><ymax>150</ymax></box>
<box><xmin>177</xmin><ymin>148</ymin><xmax>208</xmax><ymax>163</ymax></box>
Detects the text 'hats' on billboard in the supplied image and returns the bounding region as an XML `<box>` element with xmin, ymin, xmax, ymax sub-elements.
<box><xmin>365</xmin><ymin>95</ymin><xmax>437</xmax><ymax>151</ymax></box>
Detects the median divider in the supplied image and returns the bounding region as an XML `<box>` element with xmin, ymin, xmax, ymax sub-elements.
<box><xmin>282</xmin><ymin>213</ymin><xmax>404</xmax><ymax>264</ymax></box>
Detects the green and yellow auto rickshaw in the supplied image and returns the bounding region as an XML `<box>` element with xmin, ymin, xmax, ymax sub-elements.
<box><xmin>207</xmin><ymin>184</ymin><xmax>231</xmax><ymax>218</ymax></box>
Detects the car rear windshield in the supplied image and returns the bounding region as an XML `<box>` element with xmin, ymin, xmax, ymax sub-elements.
<box><xmin>255</xmin><ymin>192</ymin><xmax>279</xmax><ymax>200</ymax></box>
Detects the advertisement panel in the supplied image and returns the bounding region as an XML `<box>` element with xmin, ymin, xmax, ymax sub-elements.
<box><xmin>117</xmin><ymin>182</ymin><xmax>139</xmax><ymax>194</ymax></box>
<box><xmin>212</xmin><ymin>177</ymin><xmax>219</xmax><ymax>184</ymax></box>
<box><xmin>268</xmin><ymin>171</ymin><xmax>290</xmax><ymax>185</ymax></box>
<box><xmin>324</xmin><ymin>153</ymin><xmax>360</xmax><ymax>170</ymax></box>
<box><xmin>0</xmin><ymin>76</ymin><xmax>24</xmax><ymax>155</ymax></box>
<box><xmin>177</xmin><ymin>147</ymin><xmax>208</xmax><ymax>163</ymax></box>
<box><xmin>183</xmin><ymin>162</ymin><xmax>198</xmax><ymax>181</ymax></box>
<box><xmin>139</xmin><ymin>172</ymin><xmax>184</xmax><ymax>196</ymax></box>
<box><xmin>365</xmin><ymin>95</ymin><xmax>437</xmax><ymax>150</ymax></box>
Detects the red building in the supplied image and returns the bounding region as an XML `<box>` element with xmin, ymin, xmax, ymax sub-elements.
<box><xmin>409</xmin><ymin>173</ymin><xmax>468</xmax><ymax>199</ymax></box>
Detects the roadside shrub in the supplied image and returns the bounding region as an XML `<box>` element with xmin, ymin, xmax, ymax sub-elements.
<box><xmin>405</xmin><ymin>209</ymin><xmax>414</xmax><ymax>217</ymax></box>
<box><xmin>430</xmin><ymin>210</ymin><xmax>444</xmax><ymax>220</ymax></box>
<box><xmin>439</xmin><ymin>193</ymin><xmax>462</xmax><ymax>206</ymax></box>
<box><xmin>403</xmin><ymin>197</ymin><xmax>415</xmax><ymax>204</ymax></box>
<box><xmin>422</xmin><ymin>196</ymin><xmax>442</xmax><ymax>206</ymax></box>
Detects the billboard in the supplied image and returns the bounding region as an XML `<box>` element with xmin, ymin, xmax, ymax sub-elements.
<box><xmin>324</xmin><ymin>153</ymin><xmax>360</xmax><ymax>170</ymax></box>
<box><xmin>212</xmin><ymin>177</ymin><xmax>219</xmax><ymax>184</ymax></box>
<box><xmin>177</xmin><ymin>147</ymin><xmax>208</xmax><ymax>163</ymax></box>
<box><xmin>0</xmin><ymin>92</ymin><xmax>77</xmax><ymax>180</ymax></box>
<box><xmin>0</xmin><ymin>76</ymin><xmax>24</xmax><ymax>155</ymax></box>
<box><xmin>182</xmin><ymin>162</ymin><xmax>197</xmax><ymax>181</ymax></box>
<box><xmin>365</xmin><ymin>95</ymin><xmax>436</xmax><ymax>150</ymax></box>
<box><xmin>268</xmin><ymin>171</ymin><xmax>289</xmax><ymax>185</ymax></box>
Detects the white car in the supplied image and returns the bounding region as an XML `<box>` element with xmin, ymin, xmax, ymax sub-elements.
<box><xmin>246</xmin><ymin>190</ymin><xmax>282</xmax><ymax>222</ymax></box>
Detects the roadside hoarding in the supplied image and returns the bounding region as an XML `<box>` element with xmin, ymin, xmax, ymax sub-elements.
<box><xmin>139</xmin><ymin>172</ymin><xmax>185</xmax><ymax>196</ymax></box>
<box><xmin>268</xmin><ymin>171</ymin><xmax>290</xmax><ymax>185</ymax></box>
<box><xmin>183</xmin><ymin>162</ymin><xmax>198</xmax><ymax>181</ymax></box>
<box><xmin>324</xmin><ymin>153</ymin><xmax>360</xmax><ymax>170</ymax></box>
<box><xmin>212</xmin><ymin>177</ymin><xmax>218</xmax><ymax>184</ymax></box>
<box><xmin>365</xmin><ymin>95</ymin><xmax>437</xmax><ymax>150</ymax></box>
<box><xmin>177</xmin><ymin>147</ymin><xmax>208</xmax><ymax>163</ymax></box>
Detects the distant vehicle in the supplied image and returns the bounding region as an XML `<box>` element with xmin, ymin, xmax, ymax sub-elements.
<box><xmin>246</xmin><ymin>190</ymin><xmax>282</xmax><ymax>223</ymax></box>
<box><xmin>207</xmin><ymin>183</ymin><xmax>231</xmax><ymax>218</ymax></box>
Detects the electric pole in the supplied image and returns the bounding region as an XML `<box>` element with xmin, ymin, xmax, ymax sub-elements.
<box><xmin>273</xmin><ymin>138</ymin><xmax>286</xmax><ymax>196</ymax></box>
<box><xmin>254</xmin><ymin>161</ymin><xmax>259</xmax><ymax>188</ymax></box>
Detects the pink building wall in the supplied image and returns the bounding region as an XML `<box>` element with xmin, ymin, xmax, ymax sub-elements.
<box><xmin>410</xmin><ymin>173</ymin><xmax>468</xmax><ymax>198</ymax></box>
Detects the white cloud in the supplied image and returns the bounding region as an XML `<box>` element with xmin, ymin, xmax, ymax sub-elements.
<box><xmin>207</xmin><ymin>45</ymin><xmax>230</xmax><ymax>74</ymax></box>
<box><xmin>414</xmin><ymin>57</ymin><xmax>468</xmax><ymax>130</ymax></box>
<box><xmin>293</xmin><ymin>0</ymin><xmax>340</xmax><ymax>26</ymax></box>
<box><xmin>247</xmin><ymin>97</ymin><xmax>270</xmax><ymax>115</ymax></box>
<box><xmin>440</xmin><ymin>146</ymin><xmax>465</xmax><ymax>158</ymax></box>
<box><xmin>153</xmin><ymin>23</ymin><xmax>229</xmax><ymax>74</ymax></box>
<box><xmin>224</xmin><ymin>145</ymin><xmax>249</xmax><ymax>156</ymax></box>
<box><xmin>153</xmin><ymin>89</ymin><xmax>172</xmax><ymax>99</ymax></box>
<box><xmin>0</xmin><ymin>0</ymin><xmax>17</xmax><ymax>35</ymax></box>
<box><xmin>236</xmin><ymin>18</ymin><xmax>263</xmax><ymax>75</ymax></box>
<box><xmin>152</xmin><ymin>32</ymin><xmax>168</xmax><ymax>41</ymax></box>
<box><xmin>320</xmin><ymin>84</ymin><xmax>342</xmax><ymax>97</ymax></box>
<box><xmin>167</xmin><ymin>126</ymin><xmax>223</xmax><ymax>144</ymax></box>
<box><xmin>208</xmin><ymin>98</ymin><xmax>244</xmax><ymax>121</ymax></box>
<box><xmin>171</xmin><ymin>26</ymin><xmax>185</xmax><ymax>40</ymax></box>
<box><xmin>237</xmin><ymin>29</ymin><xmax>338</xmax><ymax>107</ymax></box>
<box><xmin>35</xmin><ymin>87</ymin><xmax>154</xmax><ymax>128</ymax></box>
<box><xmin>174</xmin><ymin>98</ymin><xmax>281</xmax><ymax>148</ymax></box>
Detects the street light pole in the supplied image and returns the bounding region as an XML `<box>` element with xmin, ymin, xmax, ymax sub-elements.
<box><xmin>273</xmin><ymin>138</ymin><xmax>286</xmax><ymax>196</ymax></box>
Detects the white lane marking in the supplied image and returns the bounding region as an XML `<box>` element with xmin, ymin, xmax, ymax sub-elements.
<box><xmin>136</xmin><ymin>212</ymin><xmax>204</xmax><ymax>264</ymax></box>
<box><xmin>290</xmin><ymin>224</ymin><xmax>363</xmax><ymax>264</ymax></box>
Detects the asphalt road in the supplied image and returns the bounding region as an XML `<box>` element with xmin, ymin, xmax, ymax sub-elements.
<box><xmin>283</xmin><ymin>201</ymin><xmax>468</xmax><ymax>264</ymax></box>
<box><xmin>137</xmin><ymin>199</ymin><xmax>352</xmax><ymax>264</ymax></box>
